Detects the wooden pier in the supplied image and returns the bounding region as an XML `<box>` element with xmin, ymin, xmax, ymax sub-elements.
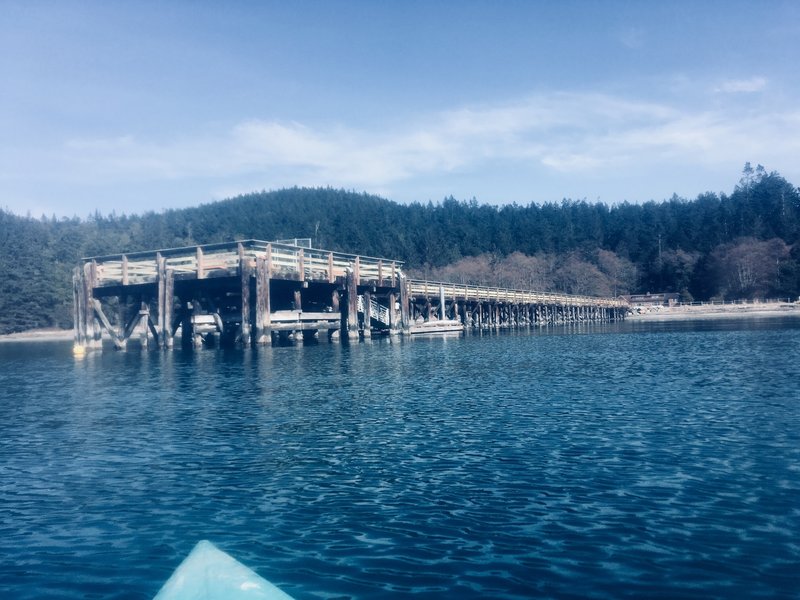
<box><xmin>72</xmin><ymin>239</ymin><xmax>628</xmax><ymax>350</ymax></box>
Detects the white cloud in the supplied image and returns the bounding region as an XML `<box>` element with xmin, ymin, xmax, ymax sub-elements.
<box><xmin>714</xmin><ymin>77</ymin><xmax>767</xmax><ymax>93</ymax></box>
<box><xmin>54</xmin><ymin>89</ymin><xmax>800</xmax><ymax>199</ymax></box>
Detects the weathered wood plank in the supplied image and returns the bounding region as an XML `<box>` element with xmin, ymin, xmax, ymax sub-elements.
<box><xmin>363</xmin><ymin>290</ymin><xmax>372</xmax><ymax>338</ymax></box>
<box><xmin>388</xmin><ymin>292</ymin><xmax>397</xmax><ymax>332</ymax></box>
<box><xmin>147</xmin><ymin>313</ymin><xmax>160</xmax><ymax>343</ymax></box>
<box><xmin>121</xmin><ymin>304</ymin><xmax>143</xmax><ymax>342</ymax></box>
<box><xmin>92</xmin><ymin>299</ymin><xmax>125</xmax><ymax>350</ymax></box>
<box><xmin>72</xmin><ymin>267</ymin><xmax>84</xmax><ymax>347</ymax></box>
<box><xmin>254</xmin><ymin>256</ymin><xmax>271</xmax><ymax>345</ymax></box>
<box><xmin>164</xmin><ymin>268</ymin><xmax>174</xmax><ymax>348</ymax></box>
<box><xmin>196</xmin><ymin>246</ymin><xmax>205</xmax><ymax>279</ymax></box>
<box><xmin>345</xmin><ymin>267</ymin><xmax>359</xmax><ymax>340</ymax></box>
<box><xmin>122</xmin><ymin>254</ymin><xmax>129</xmax><ymax>286</ymax></box>
<box><xmin>239</xmin><ymin>256</ymin><xmax>251</xmax><ymax>345</ymax></box>
<box><xmin>270</xmin><ymin>310</ymin><xmax>340</xmax><ymax>322</ymax></box>
<box><xmin>399</xmin><ymin>274</ymin><xmax>410</xmax><ymax>334</ymax></box>
<box><xmin>157</xmin><ymin>253</ymin><xmax>166</xmax><ymax>348</ymax></box>
<box><xmin>139</xmin><ymin>300</ymin><xmax>150</xmax><ymax>349</ymax></box>
<box><xmin>298</xmin><ymin>249</ymin><xmax>305</xmax><ymax>281</ymax></box>
<box><xmin>83</xmin><ymin>262</ymin><xmax>99</xmax><ymax>347</ymax></box>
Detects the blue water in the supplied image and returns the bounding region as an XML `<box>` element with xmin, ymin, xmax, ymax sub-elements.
<box><xmin>1</xmin><ymin>319</ymin><xmax>799</xmax><ymax>599</ymax></box>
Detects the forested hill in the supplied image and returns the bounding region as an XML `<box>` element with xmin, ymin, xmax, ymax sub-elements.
<box><xmin>1</xmin><ymin>164</ymin><xmax>799</xmax><ymax>334</ymax></box>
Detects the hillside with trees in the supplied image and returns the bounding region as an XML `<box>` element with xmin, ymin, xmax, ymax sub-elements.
<box><xmin>1</xmin><ymin>164</ymin><xmax>799</xmax><ymax>334</ymax></box>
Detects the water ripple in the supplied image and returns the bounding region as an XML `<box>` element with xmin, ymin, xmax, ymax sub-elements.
<box><xmin>1</xmin><ymin>320</ymin><xmax>800</xmax><ymax>598</ymax></box>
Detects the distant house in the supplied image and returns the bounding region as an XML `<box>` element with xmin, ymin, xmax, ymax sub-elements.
<box><xmin>622</xmin><ymin>292</ymin><xmax>680</xmax><ymax>307</ymax></box>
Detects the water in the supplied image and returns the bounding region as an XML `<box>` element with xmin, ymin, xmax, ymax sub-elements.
<box><xmin>1</xmin><ymin>319</ymin><xmax>799</xmax><ymax>599</ymax></box>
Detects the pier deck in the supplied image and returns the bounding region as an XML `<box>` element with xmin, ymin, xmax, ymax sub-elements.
<box><xmin>73</xmin><ymin>239</ymin><xmax>628</xmax><ymax>349</ymax></box>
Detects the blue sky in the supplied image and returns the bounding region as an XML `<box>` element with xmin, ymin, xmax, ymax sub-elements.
<box><xmin>1</xmin><ymin>0</ymin><xmax>799</xmax><ymax>217</ymax></box>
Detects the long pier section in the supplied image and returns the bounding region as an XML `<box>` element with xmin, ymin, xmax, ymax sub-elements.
<box><xmin>72</xmin><ymin>239</ymin><xmax>628</xmax><ymax>350</ymax></box>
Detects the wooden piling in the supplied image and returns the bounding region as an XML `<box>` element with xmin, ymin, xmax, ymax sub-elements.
<box><xmin>71</xmin><ymin>268</ymin><xmax>79</xmax><ymax>345</ymax></box>
<box><xmin>388</xmin><ymin>292</ymin><xmax>398</xmax><ymax>332</ymax></box>
<box><xmin>180</xmin><ymin>300</ymin><xmax>192</xmax><ymax>348</ymax></box>
<box><xmin>191</xmin><ymin>298</ymin><xmax>203</xmax><ymax>347</ymax></box>
<box><xmin>255</xmin><ymin>256</ymin><xmax>272</xmax><ymax>345</ymax></box>
<box><xmin>399</xmin><ymin>274</ymin><xmax>410</xmax><ymax>334</ymax></box>
<box><xmin>196</xmin><ymin>246</ymin><xmax>205</xmax><ymax>279</ymax></box>
<box><xmin>297</xmin><ymin>249</ymin><xmax>305</xmax><ymax>282</ymax></box>
<box><xmin>139</xmin><ymin>300</ymin><xmax>149</xmax><ymax>348</ymax></box>
<box><xmin>164</xmin><ymin>268</ymin><xmax>175</xmax><ymax>348</ymax></box>
<box><xmin>363</xmin><ymin>290</ymin><xmax>372</xmax><ymax>338</ymax></box>
<box><xmin>344</xmin><ymin>267</ymin><xmax>359</xmax><ymax>340</ymax></box>
<box><xmin>83</xmin><ymin>262</ymin><xmax>100</xmax><ymax>348</ymax></box>
<box><xmin>239</xmin><ymin>256</ymin><xmax>251</xmax><ymax>345</ymax></box>
<box><xmin>157</xmin><ymin>254</ymin><xmax>166</xmax><ymax>348</ymax></box>
<box><xmin>330</xmin><ymin>289</ymin><xmax>341</xmax><ymax>342</ymax></box>
<box><xmin>72</xmin><ymin>267</ymin><xmax>85</xmax><ymax>347</ymax></box>
<box><xmin>121</xmin><ymin>254</ymin><xmax>129</xmax><ymax>286</ymax></box>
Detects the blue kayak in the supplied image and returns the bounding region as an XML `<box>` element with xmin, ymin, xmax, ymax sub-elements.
<box><xmin>153</xmin><ymin>540</ymin><xmax>294</xmax><ymax>600</ymax></box>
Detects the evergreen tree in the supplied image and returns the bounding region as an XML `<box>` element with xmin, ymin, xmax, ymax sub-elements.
<box><xmin>1</xmin><ymin>165</ymin><xmax>798</xmax><ymax>334</ymax></box>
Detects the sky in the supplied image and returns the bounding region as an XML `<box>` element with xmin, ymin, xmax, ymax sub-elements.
<box><xmin>1</xmin><ymin>0</ymin><xmax>799</xmax><ymax>217</ymax></box>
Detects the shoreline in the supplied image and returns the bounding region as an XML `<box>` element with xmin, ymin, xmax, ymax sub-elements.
<box><xmin>0</xmin><ymin>328</ymin><xmax>74</xmax><ymax>343</ymax></box>
<box><xmin>2</xmin><ymin>303</ymin><xmax>799</xmax><ymax>341</ymax></box>
<box><xmin>627</xmin><ymin>301</ymin><xmax>800</xmax><ymax>322</ymax></box>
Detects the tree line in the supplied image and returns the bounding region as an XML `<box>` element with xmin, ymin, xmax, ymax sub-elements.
<box><xmin>1</xmin><ymin>163</ymin><xmax>798</xmax><ymax>334</ymax></box>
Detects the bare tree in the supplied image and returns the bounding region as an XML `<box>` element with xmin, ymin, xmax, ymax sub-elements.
<box><xmin>709</xmin><ymin>237</ymin><xmax>789</xmax><ymax>299</ymax></box>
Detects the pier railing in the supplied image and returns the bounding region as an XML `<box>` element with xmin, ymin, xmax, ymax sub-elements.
<box><xmin>88</xmin><ymin>240</ymin><xmax>402</xmax><ymax>288</ymax></box>
<box><xmin>86</xmin><ymin>239</ymin><xmax>626</xmax><ymax>309</ymax></box>
<box><xmin>407</xmin><ymin>280</ymin><xmax>626</xmax><ymax>308</ymax></box>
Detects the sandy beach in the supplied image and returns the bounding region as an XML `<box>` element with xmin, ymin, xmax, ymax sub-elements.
<box><xmin>0</xmin><ymin>328</ymin><xmax>74</xmax><ymax>343</ymax></box>
<box><xmin>627</xmin><ymin>301</ymin><xmax>800</xmax><ymax>321</ymax></box>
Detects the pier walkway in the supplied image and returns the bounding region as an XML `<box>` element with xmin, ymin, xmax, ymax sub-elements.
<box><xmin>73</xmin><ymin>239</ymin><xmax>628</xmax><ymax>349</ymax></box>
